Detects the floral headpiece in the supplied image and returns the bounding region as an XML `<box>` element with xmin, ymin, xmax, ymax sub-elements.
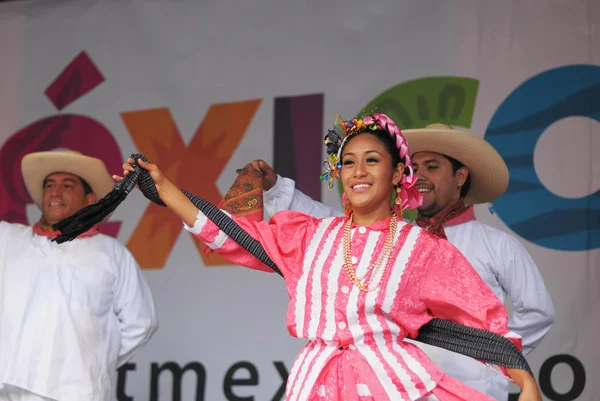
<box><xmin>320</xmin><ymin>113</ymin><xmax>422</xmax><ymax>212</ymax></box>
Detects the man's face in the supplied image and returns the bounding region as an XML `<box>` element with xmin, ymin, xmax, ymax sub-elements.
<box><xmin>42</xmin><ymin>172</ymin><xmax>96</xmax><ymax>225</ymax></box>
<box><xmin>412</xmin><ymin>151</ymin><xmax>468</xmax><ymax>218</ymax></box>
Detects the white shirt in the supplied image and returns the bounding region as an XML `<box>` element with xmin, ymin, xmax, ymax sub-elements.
<box><xmin>263</xmin><ymin>176</ymin><xmax>555</xmax><ymax>401</ymax></box>
<box><xmin>0</xmin><ymin>221</ymin><xmax>158</xmax><ymax>401</ymax></box>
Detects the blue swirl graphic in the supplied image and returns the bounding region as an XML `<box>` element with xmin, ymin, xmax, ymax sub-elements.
<box><xmin>485</xmin><ymin>65</ymin><xmax>600</xmax><ymax>251</ymax></box>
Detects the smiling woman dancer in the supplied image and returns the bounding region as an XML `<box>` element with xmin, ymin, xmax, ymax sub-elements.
<box><xmin>111</xmin><ymin>113</ymin><xmax>541</xmax><ymax>401</ymax></box>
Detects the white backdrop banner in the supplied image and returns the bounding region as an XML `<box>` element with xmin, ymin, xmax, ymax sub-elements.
<box><xmin>0</xmin><ymin>1</ymin><xmax>598</xmax><ymax>400</ymax></box>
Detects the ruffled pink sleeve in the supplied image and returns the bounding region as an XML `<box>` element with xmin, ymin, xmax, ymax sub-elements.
<box><xmin>183</xmin><ymin>209</ymin><xmax>317</xmax><ymax>278</ymax></box>
<box><xmin>418</xmin><ymin>236</ymin><xmax>522</xmax><ymax>377</ymax></box>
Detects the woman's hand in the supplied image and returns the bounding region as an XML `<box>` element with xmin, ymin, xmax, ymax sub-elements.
<box><xmin>518</xmin><ymin>384</ymin><xmax>542</xmax><ymax>401</ymax></box>
<box><xmin>113</xmin><ymin>157</ymin><xmax>200</xmax><ymax>226</ymax></box>
<box><xmin>506</xmin><ymin>368</ymin><xmax>542</xmax><ymax>401</ymax></box>
<box><xmin>113</xmin><ymin>157</ymin><xmax>170</xmax><ymax>195</ymax></box>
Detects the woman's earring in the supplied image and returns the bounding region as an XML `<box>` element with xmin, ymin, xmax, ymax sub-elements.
<box><xmin>395</xmin><ymin>185</ymin><xmax>402</xmax><ymax>205</ymax></box>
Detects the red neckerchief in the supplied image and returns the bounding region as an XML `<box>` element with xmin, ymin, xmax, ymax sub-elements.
<box><xmin>415</xmin><ymin>199</ymin><xmax>475</xmax><ymax>239</ymax></box>
<box><xmin>32</xmin><ymin>216</ymin><xmax>100</xmax><ymax>239</ymax></box>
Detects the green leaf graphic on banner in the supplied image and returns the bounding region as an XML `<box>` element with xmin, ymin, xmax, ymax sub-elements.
<box><xmin>357</xmin><ymin>76</ymin><xmax>479</xmax><ymax>129</ymax></box>
<box><xmin>337</xmin><ymin>76</ymin><xmax>480</xmax><ymax>222</ymax></box>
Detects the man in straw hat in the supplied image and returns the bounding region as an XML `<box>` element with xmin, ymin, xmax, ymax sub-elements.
<box><xmin>252</xmin><ymin>123</ymin><xmax>555</xmax><ymax>401</ymax></box>
<box><xmin>0</xmin><ymin>150</ymin><xmax>158</xmax><ymax>401</ymax></box>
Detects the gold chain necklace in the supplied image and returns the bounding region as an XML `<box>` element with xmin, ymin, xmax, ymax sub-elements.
<box><xmin>343</xmin><ymin>212</ymin><xmax>397</xmax><ymax>292</ymax></box>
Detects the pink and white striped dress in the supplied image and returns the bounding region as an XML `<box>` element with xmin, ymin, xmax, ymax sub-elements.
<box><xmin>184</xmin><ymin>211</ymin><xmax>521</xmax><ymax>401</ymax></box>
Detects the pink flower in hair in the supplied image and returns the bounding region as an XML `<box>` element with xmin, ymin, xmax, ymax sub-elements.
<box><xmin>406</xmin><ymin>187</ymin><xmax>423</xmax><ymax>209</ymax></box>
<box><xmin>392</xmin><ymin>185</ymin><xmax>422</xmax><ymax>215</ymax></box>
<box><xmin>362</xmin><ymin>116</ymin><xmax>375</xmax><ymax>125</ymax></box>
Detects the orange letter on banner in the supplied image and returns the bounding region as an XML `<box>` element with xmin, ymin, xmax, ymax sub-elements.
<box><xmin>121</xmin><ymin>100</ymin><xmax>262</xmax><ymax>269</ymax></box>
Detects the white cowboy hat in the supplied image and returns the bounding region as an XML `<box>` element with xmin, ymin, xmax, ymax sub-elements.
<box><xmin>402</xmin><ymin>123</ymin><xmax>509</xmax><ymax>205</ymax></box>
<box><xmin>21</xmin><ymin>150</ymin><xmax>115</xmax><ymax>211</ymax></box>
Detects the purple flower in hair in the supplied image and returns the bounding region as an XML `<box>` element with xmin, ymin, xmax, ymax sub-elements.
<box><xmin>325</xmin><ymin>129</ymin><xmax>341</xmax><ymax>143</ymax></box>
<box><xmin>324</xmin><ymin>130</ymin><xmax>343</xmax><ymax>155</ymax></box>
